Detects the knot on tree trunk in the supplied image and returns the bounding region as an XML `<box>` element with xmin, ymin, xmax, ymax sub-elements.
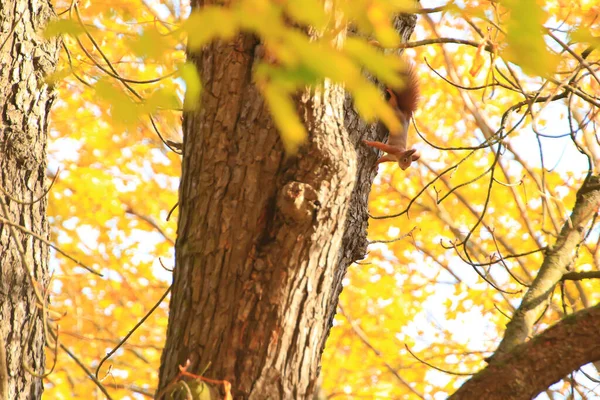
<box><xmin>277</xmin><ymin>181</ymin><xmax>320</xmax><ymax>225</ymax></box>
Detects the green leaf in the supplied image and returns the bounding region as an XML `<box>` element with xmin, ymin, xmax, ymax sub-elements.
<box><xmin>43</xmin><ymin>19</ymin><xmax>84</xmax><ymax>38</ymax></box>
<box><xmin>502</xmin><ymin>0</ymin><xmax>559</xmax><ymax>76</ymax></box>
<box><xmin>255</xmin><ymin>62</ymin><xmax>320</xmax><ymax>91</ymax></box>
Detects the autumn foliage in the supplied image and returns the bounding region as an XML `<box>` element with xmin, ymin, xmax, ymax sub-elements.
<box><xmin>38</xmin><ymin>0</ymin><xmax>600</xmax><ymax>398</ymax></box>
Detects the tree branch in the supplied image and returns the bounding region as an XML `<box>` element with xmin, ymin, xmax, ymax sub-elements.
<box><xmin>449</xmin><ymin>302</ymin><xmax>600</xmax><ymax>400</ymax></box>
<box><xmin>562</xmin><ymin>270</ymin><xmax>600</xmax><ymax>281</ymax></box>
<box><xmin>492</xmin><ymin>175</ymin><xmax>600</xmax><ymax>359</ymax></box>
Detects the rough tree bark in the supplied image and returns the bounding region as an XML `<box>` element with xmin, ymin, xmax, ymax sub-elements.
<box><xmin>0</xmin><ymin>1</ymin><xmax>59</xmax><ymax>399</ymax></box>
<box><xmin>450</xmin><ymin>303</ymin><xmax>600</xmax><ymax>400</ymax></box>
<box><xmin>156</xmin><ymin>1</ymin><xmax>416</xmax><ymax>398</ymax></box>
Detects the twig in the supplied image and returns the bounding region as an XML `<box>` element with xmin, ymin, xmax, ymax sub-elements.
<box><xmin>0</xmin><ymin>216</ymin><xmax>102</xmax><ymax>276</ymax></box>
<box><xmin>562</xmin><ymin>271</ymin><xmax>600</xmax><ymax>281</ymax></box>
<box><xmin>404</xmin><ymin>345</ymin><xmax>474</xmax><ymax>376</ymax></box>
<box><xmin>59</xmin><ymin>342</ymin><xmax>114</xmax><ymax>400</ymax></box>
<box><xmin>95</xmin><ymin>285</ymin><xmax>171</xmax><ymax>379</ymax></box>
<box><xmin>338</xmin><ymin>305</ymin><xmax>425</xmax><ymax>399</ymax></box>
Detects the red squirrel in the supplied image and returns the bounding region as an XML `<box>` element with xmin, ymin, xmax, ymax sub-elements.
<box><xmin>363</xmin><ymin>63</ymin><xmax>420</xmax><ymax>170</ymax></box>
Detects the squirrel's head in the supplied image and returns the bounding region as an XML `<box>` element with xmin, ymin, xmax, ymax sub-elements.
<box><xmin>398</xmin><ymin>149</ymin><xmax>420</xmax><ymax>170</ymax></box>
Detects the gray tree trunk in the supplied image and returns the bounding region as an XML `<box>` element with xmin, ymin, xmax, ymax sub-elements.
<box><xmin>0</xmin><ymin>1</ymin><xmax>59</xmax><ymax>399</ymax></box>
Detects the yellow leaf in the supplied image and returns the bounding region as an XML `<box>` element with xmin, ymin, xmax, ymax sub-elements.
<box><xmin>144</xmin><ymin>89</ymin><xmax>180</xmax><ymax>113</ymax></box>
<box><xmin>94</xmin><ymin>79</ymin><xmax>141</xmax><ymax>125</ymax></box>
<box><xmin>185</xmin><ymin>7</ymin><xmax>239</xmax><ymax>50</ymax></box>
<box><xmin>571</xmin><ymin>28</ymin><xmax>600</xmax><ymax>49</ymax></box>
<box><xmin>126</xmin><ymin>29</ymin><xmax>171</xmax><ymax>60</ymax></box>
<box><xmin>344</xmin><ymin>37</ymin><xmax>404</xmax><ymax>87</ymax></box>
<box><xmin>367</xmin><ymin>4</ymin><xmax>399</xmax><ymax>47</ymax></box>
<box><xmin>285</xmin><ymin>0</ymin><xmax>328</xmax><ymax>30</ymax></box>
<box><xmin>469</xmin><ymin>42</ymin><xmax>486</xmax><ymax>77</ymax></box>
<box><xmin>179</xmin><ymin>62</ymin><xmax>202</xmax><ymax>111</ymax></box>
<box><xmin>351</xmin><ymin>81</ymin><xmax>401</xmax><ymax>133</ymax></box>
<box><xmin>261</xmin><ymin>82</ymin><xmax>307</xmax><ymax>154</ymax></box>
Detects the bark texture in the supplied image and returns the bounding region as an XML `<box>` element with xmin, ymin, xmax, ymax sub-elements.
<box><xmin>493</xmin><ymin>174</ymin><xmax>600</xmax><ymax>359</ymax></box>
<box><xmin>450</xmin><ymin>303</ymin><xmax>600</xmax><ymax>400</ymax></box>
<box><xmin>157</xmin><ymin>2</ymin><xmax>417</xmax><ymax>398</ymax></box>
<box><xmin>0</xmin><ymin>1</ymin><xmax>58</xmax><ymax>399</ymax></box>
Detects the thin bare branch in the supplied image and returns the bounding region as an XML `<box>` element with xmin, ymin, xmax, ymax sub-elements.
<box><xmin>492</xmin><ymin>175</ymin><xmax>600</xmax><ymax>359</ymax></box>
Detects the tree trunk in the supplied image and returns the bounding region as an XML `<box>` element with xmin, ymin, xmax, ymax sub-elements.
<box><xmin>156</xmin><ymin>3</ymin><xmax>416</xmax><ymax>399</ymax></box>
<box><xmin>0</xmin><ymin>1</ymin><xmax>59</xmax><ymax>399</ymax></box>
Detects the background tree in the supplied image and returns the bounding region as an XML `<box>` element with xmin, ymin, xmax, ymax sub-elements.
<box><xmin>0</xmin><ymin>0</ymin><xmax>59</xmax><ymax>399</ymax></box>
<box><xmin>34</xmin><ymin>0</ymin><xmax>600</xmax><ymax>399</ymax></box>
